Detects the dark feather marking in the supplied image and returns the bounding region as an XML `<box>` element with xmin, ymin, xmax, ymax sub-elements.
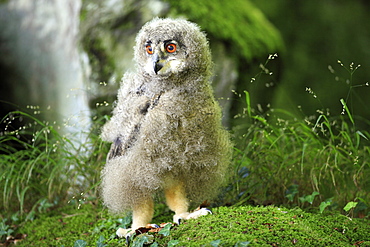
<box><xmin>107</xmin><ymin>124</ymin><xmax>141</xmax><ymax>160</ymax></box>
<box><xmin>140</xmin><ymin>102</ymin><xmax>151</xmax><ymax>115</ymax></box>
<box><xmin>151</xmin><ymin>92</ymin><xmax>162</xmax><ymax>108</ymax></box>
<box><xmin>107</xmin><ymin>92</ymin><xmax>162</xmax><ymax>160</ymax></box>
<box><xmin>136</xmin><ymin>84</ymin><xmax>146</xmax><ymax>95</ymax></box>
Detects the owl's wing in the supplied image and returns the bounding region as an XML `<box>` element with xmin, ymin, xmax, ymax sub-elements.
<box><xmin>104</xmin><ymin>79</ymin><xmax>163</xmax><ymax>161</ymax></box>
<box><xmin>106</xmin><ymin>124</ymin><xmax>140</xmax><ymax>160</ymax></box>
<box><xmin>102</xmin><ymin>73</ymin><xmax>147</xmax><ymax>161</ymax></box>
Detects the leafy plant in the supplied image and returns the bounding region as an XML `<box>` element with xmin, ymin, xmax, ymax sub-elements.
<box><xmin>299</xmin><ymin>191</ymin><xmax>320</xmax><ymax>205</ymax></box>
<box><xmin>210</xmin><ymin>239</ymin><xmax>222</xmax><ymax>246</ymax></box>
<box><xmin>0</xmin><ymin>110</ymin><xmax>109</xmax><ymax>220</ymax></box>
<box><xmin>74</xmin><ymin>239</ymin><xmax>87</xmax><ymax>247</ymax></box>
<box><xmin>343</xmin><ymin>201</ymin><xmax>358</xmax><ymax>212</ymax></box>
<box><xmin>228</xmin><ymin>59</ymin><xmax>370</xmax><ymax>216</ymax></box>
<box><xmin>285</xmin><ymin>184</ymin><xmax>299</xmax><ymax>202</ymax></box>
<box><xmin>319</xmin><ymin>198</ymin><xmax>333</xmax><ymax>214</ymax></box>
<box><xmin>158</xmin><ymin>223</ymin><xmax>172</xmax><ymax>237</ymax></box>
<box><xmin>0</xmin><ymin>219</ymin><xmax>14</xmax><ymax>242</ymax></box>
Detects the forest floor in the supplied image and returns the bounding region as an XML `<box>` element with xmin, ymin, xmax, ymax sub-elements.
<box><xmin>5</xmin><ymin>202</ymin><xmax>370</xmax><ymax>247</ymax></box>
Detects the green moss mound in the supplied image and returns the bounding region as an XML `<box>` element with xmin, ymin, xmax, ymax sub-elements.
<box><xmin>14</xmin><ymin>204</ymin><xmax>369</xmax><ymax>246</ymax></box>
<box><xmin>156</xmin><ymin>206</ymin><xmax>370</xmax><ymax>246</ymax></box>
<box><xmin>165</xmin><ymin>0</ymin><xmax>284</xmax><ymax>60</ymax></box>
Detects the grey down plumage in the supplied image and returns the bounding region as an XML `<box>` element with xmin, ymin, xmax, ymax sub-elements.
<box><xmin>100</xmin><ymin>18</ymin><xmax>232</xmax><ymax>215</ymax></box>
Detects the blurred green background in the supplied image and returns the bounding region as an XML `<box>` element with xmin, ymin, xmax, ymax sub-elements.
<box><xmin>252</xmin><ymin>0</ymin><xmax>370</xmax><ymax>124</ymax></box>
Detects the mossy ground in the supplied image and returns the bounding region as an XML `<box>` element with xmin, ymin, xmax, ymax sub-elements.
<box><xmin>13</xmin><ymin>203</ymin><xmax>370</xmax><ymax>247</ymax></box>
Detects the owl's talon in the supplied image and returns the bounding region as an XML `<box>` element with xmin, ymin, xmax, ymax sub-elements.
<box><xmin>173</xmin><ymin>217</ymin><xmax>182</xmax><ymax>225</ymax></box>
<box><xmin>204</xmin><ymin>208</ymin><xmax>213</xmax><ymax>214</ymax></box>
<box><xmin>173</xmin><ymin>217</ymin><xmax>181</xmax><ymax>225</ymax></box>
<box><xmin>116</xmin><ymin>227</ymin><xmax>133</xmax><ymax>238</ymax></box>
<box><xmin>125</xmin><ymin>235</ymin><xmax>130</xmax><ymax>246</ymax></box>
<box><xmin>173</xmin><ymin>212</ymin><xmax>189</xmax><ymax>225</ymax></box>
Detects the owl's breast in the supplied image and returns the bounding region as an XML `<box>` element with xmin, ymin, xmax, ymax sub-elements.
<box><xmin>139</xmin><ymin>90</ymin><xmax>215</xmax><ymax>155</ymax></box>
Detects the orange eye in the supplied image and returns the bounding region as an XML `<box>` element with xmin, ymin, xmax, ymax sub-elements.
<box><xmin>166</xmin><ymin>43</ymin><xmax>177</xmax><ymax>53</ymax></box>
<box><xmin>146</xmin><ymin>45</ymin><xmax>153</xmax><ymax>54</ymax></box>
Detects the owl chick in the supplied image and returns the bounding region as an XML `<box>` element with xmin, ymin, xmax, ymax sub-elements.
<box><xmin>100</xmin><ymin>17</ymin><xmax>232</xmax><ymax>238</ymax></box>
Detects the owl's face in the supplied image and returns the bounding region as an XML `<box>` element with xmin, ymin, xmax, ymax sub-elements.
<box><xmin>143</xmin><ymin>39</ymin><xmax>187</xmax><ymax>76</ymax></box>
<box><xmin>134</xmin><ymin>18</ymin><xmax>212</xmax><ymax>79</ymax></box>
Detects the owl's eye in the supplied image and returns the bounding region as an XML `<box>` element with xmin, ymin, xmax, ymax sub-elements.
<box><xmin>166</xmin><ymin>43</ymin><xmax>177</xmax><ymax>53</ymax></box>
<box><xmin>146</xmin><ymin>45</ymin><xmax>153</xmax><ymax>54</ymax></box>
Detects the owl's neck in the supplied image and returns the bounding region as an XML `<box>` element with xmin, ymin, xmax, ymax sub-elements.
<box><xmin>138</xmin><ymin>71</ymin><xmax>211</xmax><ymax>96</ymax></box>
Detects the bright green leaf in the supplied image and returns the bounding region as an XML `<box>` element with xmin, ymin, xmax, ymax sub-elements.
<box><xmin>234</xmin><ymin>241</ymin><xmax>250</xmax><ymax>247</ymax></box>
<box><xmin>168</xmin><ymin>240</ymin><xmax>179</xmax><ymax>247</ymax></box>
<box><xmin>343</xmin><ymin>202</ymin><xmax>358</xmax><ymax>212</ymax></box>
<box><xmin>319</xmin><ymin>198</ymin><xmax>332</xmax><ymax>213</ymax></box>
<box><xmin>74</xmin><ymin>240</ymin><xmax>87</xmax><ymax>247</ymax></box>
<box><xmin>210</xmin><ymin>239</ymin><xmax>222</xmax><ymax>247</ymax></box>
<box><xmin>158</xmin><ymin>223</ymin><xmax>172</xmax><ymax>237</ymax></box>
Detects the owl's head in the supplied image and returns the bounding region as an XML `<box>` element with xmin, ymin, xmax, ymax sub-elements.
<box><xmin>134</xmin><ymin>18</ymin><xmax>212</xmax><ymax>79</ymax></box>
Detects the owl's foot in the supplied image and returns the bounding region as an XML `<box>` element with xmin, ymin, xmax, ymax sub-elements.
<box><xmin>116</xmin><ymin>227</ymin><xmax>133</xmax><ymax>245</ymax></box>
<box><xmin>116</xmin><ymin>227</ymin><xmax>132</xmax><ymax>238</ymax></box>
<box><xmin>116</xmin><ymin>224</ymin><xmax>160</xmax><ymax>244</ymax></box>
<box><xmin>173</xmin><ymin>207</ymin><xmax>212</xmax><ymax>225</ymax></box>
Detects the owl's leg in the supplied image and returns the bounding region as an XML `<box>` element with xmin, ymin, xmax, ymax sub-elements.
<box><xmin>132</xmin><ymin>196</ymin><xmax>155</xmax><ymax>229</ymax></box>
<box><xmin>165</xmin><ymin>182</ymin><xmax>212</xmax><ymax>225</ymax></box>
<box><xmin>116</xmin><ymin>196</ymin><xmax>154</xmax><ymax>238</ymax></box>
<box><xmin>165</xmin><ymin>182</ymin><xmax>190</xmax><ymax>224</ymax></box>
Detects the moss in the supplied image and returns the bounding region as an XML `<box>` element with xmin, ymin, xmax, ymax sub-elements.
<box><xmin>164</xmin><ymin>0</ymin><xmax>284</xmax><ymax>61</ymax></box>
<box><xmin>154</xmin><ymin>206</ymin><xmax>370</xmax><ymax>246</ymax></box>
<box><xmin>16</xmin><ymin>204</ymin><xmax>103</xmax><ymax>246</ymax></box>
<box><xmin>14</xmin><ymin>204</ymin><xmax>369</xmax><ymax>247</ymax></box>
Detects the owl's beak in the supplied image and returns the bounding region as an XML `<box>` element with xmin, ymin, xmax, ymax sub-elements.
<box><xmin>152</xmin><ymin>54</ymin><xmax>164</xmax><ymax>74</ymax></box>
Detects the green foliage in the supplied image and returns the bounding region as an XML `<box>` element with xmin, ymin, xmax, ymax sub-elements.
<box><xmin>131</xmin><ymin>234</ymin><xmax>154</xmax><ymax>247</ymax></box>
<box><xmin>74</xmin><ymin>239</ymin><xmax>87</xmax><ymax>247</ymax></box>
<box><xmin>155</xmin><ymin>206</ymin><xmax>370</xmax><ymax>246</ymax></box>
<box><xmin>319</xmin><ymin>198</ymin><xmax>333</xmax><ymax>214</ymax></box>
<box><xmin>96</xmin><ymin>235</ymin><xmax>106</xmax><ymax>247</ymax></box>
<box><xmin>14</xmin><ymin>204</ymin><xmax>370</xmax><ymax>246</ymax></box>
<box><xmin>254</xmin><ymin>1</ymin><xmax>370</xmax><ymax>121</ymax></box>
<box><xmin>0</xmin><ymin>218</ymin><xmax>14</xmax><ymax>242</ymax></box>
<box><xmin>299</xmin><ymin>191</ymin><xmax>320</xmax><ymax>205</ymax></box>
<box><xmin>285</xmin><ymin>184</ymin><xmax>299</xmax><ymax>202</ymax></box>
<box><xmin>231</xmin><ymin>96</ymin><xmax>370</xmax><ymax>211</ymax></box>
<box><xmin>0</xmin><ymin>110</ymin><xmax>109</xmax><ymax>219</ymax></box>
<box><xmin>164</xmin><ymin>0</ymin><xmax>283</xmax><ymax>61</ymax></box>
<box><xmin>343</xmin><ymin>201</ymin><xmax>358</xmax><ymax>213</ymax></box>
<box><xmin>167</xmin><ymin>239</ymin><xmax>179</xmax><ymax>247</ymax></box>
<box><xmin>234</xmin><ymin>241</ymin><xmax>250</xmax><ymax>247</ymax></box>
<box><xmin>209</xmin><ymin>239</ymin><xmax>221</xmax><ymax>246</ymax></box>
<box><xmin>158</xmin><ymin>223</ymin><xmax>172</xmax><ymax>237</ymax></box>
<box><xmin>229</xmin><ymin>58</ymin><xmax>370</xmax><ymax>216</ymax></box>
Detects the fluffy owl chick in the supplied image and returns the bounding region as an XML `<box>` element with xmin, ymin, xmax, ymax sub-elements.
<box><xmin>100</xmin><ymin>17</ymin><xmax>232</xmax><ymax>237</ymax></box>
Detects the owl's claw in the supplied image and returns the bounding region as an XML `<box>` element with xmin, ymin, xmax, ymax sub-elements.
<box><xmin>173</xmin><ymin>212</ymin><xmax>188</xmax><ymax>225</ymax></box>
<box><xmin>177</xmin><ymin>218</ymin><xmax>182</xmax><ymax>225</ymax></box>
<box><xmin>116</xmin><ymin>227</ymin><xmax>134</xmax><ymax>239</ymax></box>
<box><xmin>125</xmin><ymin>235</ymin><xmax>130</xmax><ymax>246</ymax></box>
<box><xmin>187</xmin><ymin>207</ymin><xmax>213</xmax><ymax>219</ymax></box>
<box><xmin>114</xmin><ymin>228</ymin><xmax>133</xmax><ymax>246</ymax></box>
